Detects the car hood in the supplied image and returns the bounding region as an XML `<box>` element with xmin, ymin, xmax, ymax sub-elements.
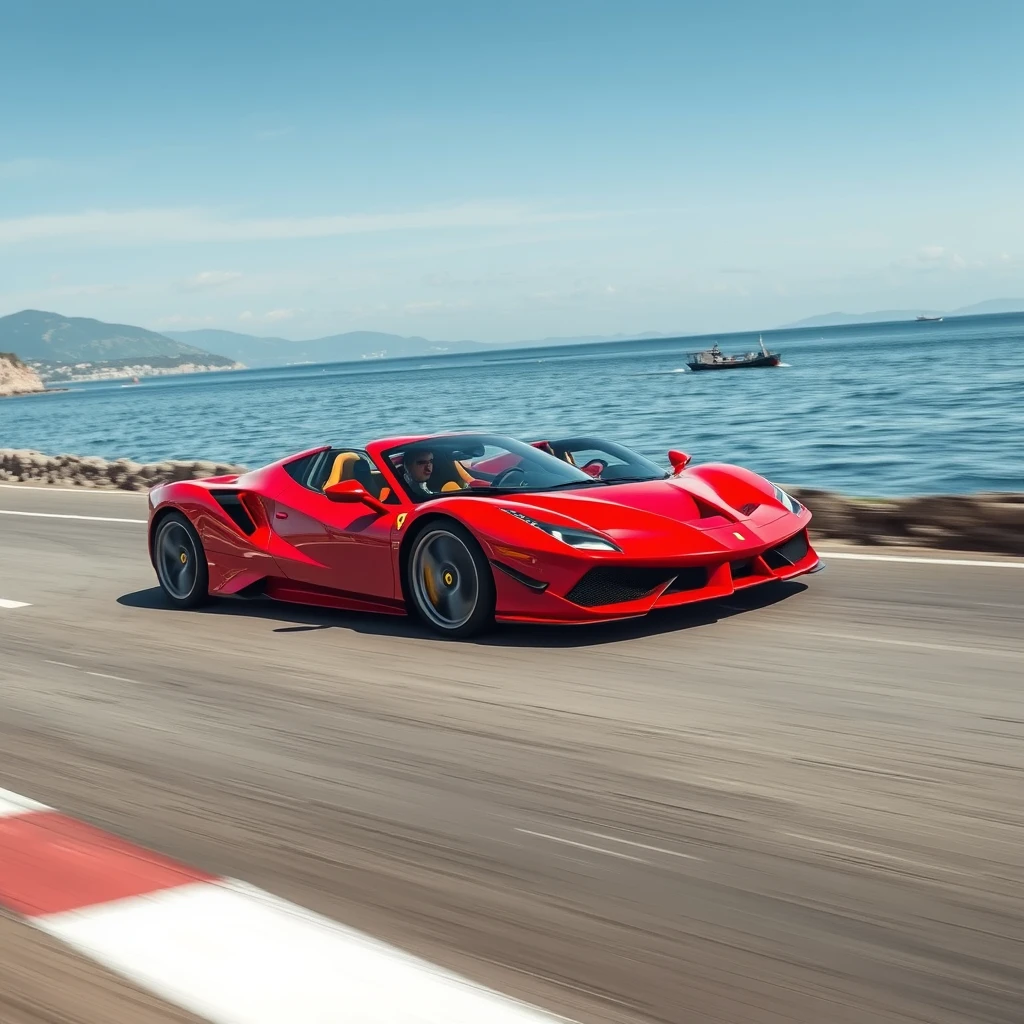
<box><xmin>493</xmin><ymin>477</ymin><xmax>792</xmax><ymax>554</ymax></box>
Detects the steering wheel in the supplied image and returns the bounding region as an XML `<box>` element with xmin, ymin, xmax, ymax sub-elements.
<box><xmin>491</xmin><ymin>466</ymin><xmax>527</xmax><ymax>488</ymax></box>
<box><xmin>581</xmin><ymin>459</ymin><xmax>607</xmax><ymax>478</ymax></box>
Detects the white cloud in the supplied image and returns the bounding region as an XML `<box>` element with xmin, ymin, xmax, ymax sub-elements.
<box><xmin>239</xmin><ymin>308</ymin><xmax>298</xmax><ymax>322</ymax></box>
<box><xmin>179</xmin><ymin>270</ymin><xmax>244</xmax><ymax>291</ymax></box>
<box><xmin>0</xmin><ymin>202</ymin><xmax>603</xmax><ymax>247</ymax></box>
<box><xmin>914</xmin><ymin>245</ymin><xmax>967</xmax><ymax>270</ymax></box>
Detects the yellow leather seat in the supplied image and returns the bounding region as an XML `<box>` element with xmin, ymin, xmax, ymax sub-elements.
<box><xmin>437</xmin><ymin>460</ymin><xmax>473</xmax><ymax>492</ymax></box>
<box><xmin>322</xmin><ymin>451</ymin><xmax>360</xmax><ymax>491</ymax></box>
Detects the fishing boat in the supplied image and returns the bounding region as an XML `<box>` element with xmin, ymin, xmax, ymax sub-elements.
<box><xmin>686</xmin><ymin>335</ymin><xmax>781</xmax><ymax>372</ymax></box>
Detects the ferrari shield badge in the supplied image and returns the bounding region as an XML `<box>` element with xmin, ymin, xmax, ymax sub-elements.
<box><xmin>396</xmin><ymin>513</ymin><xmax>407</xmax><ymax>531</ymax></box>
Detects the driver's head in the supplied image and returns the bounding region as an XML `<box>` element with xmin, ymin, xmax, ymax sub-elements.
<box><xmin>403</xmin><ymin>448</ymin><xmax>434</xmax><ymax>484</ymax></box>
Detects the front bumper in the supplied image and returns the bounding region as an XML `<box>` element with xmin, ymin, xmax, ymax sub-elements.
<box><xmin>491</xmin><ymin>526</ymin><xmax>822</xmax><ymax>625</ymax></box>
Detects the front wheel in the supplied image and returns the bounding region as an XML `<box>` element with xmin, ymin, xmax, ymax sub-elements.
<box><xmin>153</xmin><ymin>510</ymin><xmax>210</xmax><ymax>609</ymax></box>
<box><xmin>406</xmin><ymin>521</ymin><xmax>495</xmax><ymax>638</ymax></box>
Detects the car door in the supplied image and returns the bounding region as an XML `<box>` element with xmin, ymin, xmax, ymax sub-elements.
<box><xmin>269</xmin><ymin>451</ymin><xmax>400</xmax><ymax>602</ymax></box>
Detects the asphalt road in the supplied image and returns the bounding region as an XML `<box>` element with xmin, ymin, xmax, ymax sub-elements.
<box><xmin>1</xmin><ymin>482</ymin><xmax>1022</xmax><ymax>1023</ymax></box>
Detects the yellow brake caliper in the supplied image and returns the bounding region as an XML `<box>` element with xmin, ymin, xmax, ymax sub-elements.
<box><xmin>423</xmin><ymin>563</ymin><xmax>440</xmax><ymax>606</ymax></box>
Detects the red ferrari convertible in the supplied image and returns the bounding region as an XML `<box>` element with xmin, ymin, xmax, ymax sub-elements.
<box><xmin>147</xmin><ymin>432</ymin><xmax>823</xmax><ymax>637</ymax></box>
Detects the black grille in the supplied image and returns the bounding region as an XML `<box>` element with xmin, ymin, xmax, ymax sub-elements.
<box><xmin>731</xmin><ymin>559</ymin><xmax>755</xmax><ymax>579</ymax></box>
<box><xmin>762</xmin><ymin>531</ymin><xmax>809</xmax><ymax>569</ymax></box>
<box><xmin>211</xmin><ymin>491</ymin><xmax>257</xmax><ymax>535</ymax></box>
<box><xmin>664</xmin><ymin>567</ymin><xmax>710</xmax><ymax>593</ymax></box>
<box><xmin>565</xmin><ymin>566</ymin><xmax>707</xmax><ymax>607</ymax></box>
<box><xmin>739</xmin><ymin>502</ymin><xmax>760</xmax><ymax>516</ymax></box>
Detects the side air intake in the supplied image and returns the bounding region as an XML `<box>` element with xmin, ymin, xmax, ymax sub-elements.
<box><xmin>761</xmin><ymin>531</ymin><xmax>809</xmax><ymax>569</ymax></box>
<box><xmin>211</xmin><ymin>490</ymin><xmax>258</xmax><ymax>535</ymax></box>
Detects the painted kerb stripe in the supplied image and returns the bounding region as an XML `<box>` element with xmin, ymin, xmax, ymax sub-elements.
<box><xmin>0</xmin><ymin>785</ymin><xmax>576</xmax><ymax>1024</ymax></box>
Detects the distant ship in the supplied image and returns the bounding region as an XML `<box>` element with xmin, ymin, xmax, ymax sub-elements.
<box><xmin>686</xmin><ymin>335</ymin><xmax>782</xmax><ymax>372</ymax></box>
<box><xmin>915</xmin><ymin>314</ymin><xmax>943</xmax><ymax>321</ymax></box>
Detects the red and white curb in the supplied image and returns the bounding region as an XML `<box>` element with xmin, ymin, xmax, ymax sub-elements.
<box><xmin>0</xmin><ymin>786</ymin><xmax>574</xmax><ymax>1023</ymax></box>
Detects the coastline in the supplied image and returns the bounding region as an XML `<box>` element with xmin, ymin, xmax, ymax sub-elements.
<box><xmin>3</xmin><ymin>448</ymin><xmax>1020</xmax><ymax>556</ymax></box>
<box><xmin>0</xmin><ymin>387</ymin><xmax>71</xmax><ymax>398</ymax></box>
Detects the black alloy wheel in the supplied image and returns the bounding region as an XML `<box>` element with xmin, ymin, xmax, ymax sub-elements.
<box><xmin>153</xmin><ymin>511</ymin><xmax>210</xmax><ymax>609</ymax></box>
<box><xmin>406</xmin><ymin>521</ymin><xmax>495</xmax><ymax>638</ymax></box>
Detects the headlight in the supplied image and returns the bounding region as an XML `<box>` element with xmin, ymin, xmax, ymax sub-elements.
<box><xmin>503</xmin><ymin>508</ymin><xmax>621</xmax><ymax>551</ymax></box>
<box><xmin>771</xmin><ymin>484</ymin><xmax>802</xmax><ymax>514</ymax></box>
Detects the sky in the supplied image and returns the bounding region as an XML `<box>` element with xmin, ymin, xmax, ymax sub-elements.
<box><xmin>1</xmin><ymin>0</ymin><xmax>1022</xmax><ymax>342</ymax></box>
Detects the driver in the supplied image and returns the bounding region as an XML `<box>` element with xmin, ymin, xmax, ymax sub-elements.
<box><xmin>401</xmin><ymin>448</ymin><xmax>435</xmax><ymax>495</ymax></box>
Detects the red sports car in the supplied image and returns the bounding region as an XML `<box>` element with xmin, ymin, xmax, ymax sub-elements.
<box><xmin>147</xmin><ymin>432</ymin><xmax>823</xmax><ymax>637</ymax></box>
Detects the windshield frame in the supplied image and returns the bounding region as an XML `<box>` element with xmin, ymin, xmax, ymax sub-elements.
<box><xmin>539</xmin><ymin>435</ymin><xmax>671</xmax><ymax>483</ymax></box>
<box><xmin>379</xmin><ymin>432</ymin><xmax>602</xmax><ymax>503</ymax></box>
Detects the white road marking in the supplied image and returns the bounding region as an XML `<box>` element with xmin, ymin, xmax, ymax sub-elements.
<box><xmin>0</xmin><ymin>598</ymin><xmax>31</xmax><ymax>609</ymax></box>
<box><xmin>0</xmin><ymin>509</ymin><xmax>146</xmax><ymax>524</ymax></box>
<box><xmin>817</xmin><ymin>550</ymin><xmax>1024</xmax><ymax>569</ymax></box>
<box><xmin>0</xmin><ymin>483</ymin><xmax>145</xmax><ymax>494</ymax></box>
<box><xmin>782</xmin><ymin>832</ymin><xmax>966</xmax><ymax>876</ymax></box>
<box><xmin>86</xmin><ymin>671</ymin><xmax>139</xmax><ymax>684</ymax></box>
<box><xmin>44</xmin><ymin>659</ymin><xmax>79</xmax><ymax>668</ymax></box>
<box><xmin>779</xmin><ymin>627</ymin><xmax>1023</xmax><ymax>659</ymax></box>
<box><xmin>37</xmin><ymin>879</ymin><xmax>574</xmax><ymax>1024</ymax></box>
<box><xmin>575</xmin><ymin>830</ymin><xmax>702</xmax><ymax>861</ymax></box>
<box><xmin>514</xmin><ymin>828</ymin><xmax>648</xmax><ymax>863</ymax></box>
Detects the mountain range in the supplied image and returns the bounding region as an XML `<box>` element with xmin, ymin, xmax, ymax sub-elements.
<box><xmin>0</xmin><ymin>310</ymin><xmax>236</xmax><ymax>366</ymax></box>
<box><xmin>2</xmin><ymin>300</ymin><xmax>1023</xmax><ymax>376</ymax></box>
<box><xmin>780</xmin><ymin>298</ymin><xmax>1024</xmax><ymax>329</ymax></box>
<box><xmin>161</xmin><ymin>328</ymin><xmax>668</xmax><ymax>368</ymax></box>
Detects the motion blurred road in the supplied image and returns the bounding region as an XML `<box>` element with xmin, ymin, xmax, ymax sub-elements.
<box><xmin>1</xmin><ymin>483</ymin><xmax>1022</xmax><ymax>1023</ymax></box>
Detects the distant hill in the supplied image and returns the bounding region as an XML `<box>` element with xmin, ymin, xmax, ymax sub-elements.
<box><xmin>945</xmin><ymin>298</ymin><xmax>1024</xmax><ymax>317</ymax></box>
<box><xmin>781</xmin><ymin>299</ymin><xmax>1024</xmax><ymax>330</ymax></box>
<box><xmin>0</xmin><ymin>310</ymin><xmax>236</xmax><ymax>365</ymax></box>
<box><xmin>163</xmin><ymin>328</ymin><xmax>487</xmax><ymax>367</ymax></box>
<box><xmin>164</xmin><ymin>328</ymin><xmax>670</xmax><ymax>368</ymax></box>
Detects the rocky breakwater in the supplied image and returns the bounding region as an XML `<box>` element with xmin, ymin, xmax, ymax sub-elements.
<box><xmin>0</xmin><ymin>449</ymin><xmax>247</xmax><ymax>491</ymax></box>
<box><xmin>0</xmin><ymin>352</ymin><xmax>46</xmax><ymax>396</ymax></box>
<box><xmin>786</xmin><ymin>486</ymin><xmax>1024</xmax><ymax>557</ymax></box>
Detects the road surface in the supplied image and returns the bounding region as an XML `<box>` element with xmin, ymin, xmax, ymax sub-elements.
<box><xmin>1</xmin><ymin>482</ymin><xmax>1022</xmax><ymax>1023</ymax></box>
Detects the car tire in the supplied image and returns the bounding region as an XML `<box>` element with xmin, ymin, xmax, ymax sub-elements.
<box><xmin>405</xmin><ymin>520</ymin><xmax>495</xmax><ymax>638</ymax></box>
<box><xmin>152</xmin><ymin>510</ymin><xmax>211</xmax><ymax>610</ymax></box>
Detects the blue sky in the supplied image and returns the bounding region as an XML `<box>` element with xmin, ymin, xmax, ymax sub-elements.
<box><xmin>2</xmin><ymin>0</ymin><xmax>1022</xmax><ymax>341</ymax></box>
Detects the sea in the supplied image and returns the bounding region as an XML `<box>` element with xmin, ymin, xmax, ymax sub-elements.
<box><xmin>2</xmin><ymin>313</ymin><xmax>1022</xmax><ymax>497</ymax></box>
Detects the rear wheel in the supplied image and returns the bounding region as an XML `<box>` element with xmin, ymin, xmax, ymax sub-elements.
<box><xmin>406</xmin><ymin>521</ymin><xmax>495</xmax><ymax>638</ymax></box>
<box><xmin>153</xmin><ymin>511</ymin><xmax>210</xmax><ymax>609</ymax></box>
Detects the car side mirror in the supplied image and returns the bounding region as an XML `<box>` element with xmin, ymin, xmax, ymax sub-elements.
<box><xmin>324</xmin><ymin>479</ymin><xmax>388</xmax><ymax>514</ymax></box>
<box><xmin>668</xmin><ymin>449</ymin><xmax>691</xmax><ymax>473</ymax></box>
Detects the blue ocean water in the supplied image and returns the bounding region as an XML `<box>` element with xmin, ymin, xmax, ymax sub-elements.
<box><xmin>2</xmin><ymin>313</ymin><xmax>1022</xmax><ymax>496</ymax></box>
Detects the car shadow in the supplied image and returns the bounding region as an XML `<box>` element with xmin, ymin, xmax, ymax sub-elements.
<box><xmin>117</xmin><ymin>580</ymin><xmax>808</xmax><ymax>649</ymax></box>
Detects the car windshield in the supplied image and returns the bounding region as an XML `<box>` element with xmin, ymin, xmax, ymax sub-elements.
<box><xmin>382</xmin><ymin>433</ymin><xmax>602</xmax><ymax>502</ymax></box>
<box><xmin>533</xmin><ymin>436</ymin><xmax>670</xmax><ymax>483</ymax></box>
